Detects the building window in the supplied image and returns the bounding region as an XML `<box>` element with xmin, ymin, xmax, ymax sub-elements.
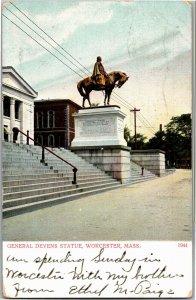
<box><xmin>48</xmin><ymin>134</ymin><xmax>55</xmax><ymax>147</ymax></box>
<box><xmin>36</xmin><ymin>111</ymin><xmax>43</xmax><ymax>128</ymax></box>
<box><xmin>48</xmin><ymin>110</ymin><xmax>55</xmax><ymax>128</ymax></box>
<box><xmin>37</xmin><ymin>134</ymin><xmax>43</xmax><ymax>146</ymax></box>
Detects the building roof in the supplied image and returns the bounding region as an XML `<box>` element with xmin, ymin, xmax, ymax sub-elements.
<box><xmin>34</xmin><ymin>98</ymin><xmax>82</xmax><ymax>108</ymax></box>
<box><xmin>2</xmin><ymin>66</ymin><xmax>38</xmax><ymax>98</ymax></box>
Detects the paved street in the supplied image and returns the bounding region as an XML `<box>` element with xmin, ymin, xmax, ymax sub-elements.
<box><xmin>3</xmin><ymin>169</ymin><xmax>192</xmax><ymax>241</ymax></box>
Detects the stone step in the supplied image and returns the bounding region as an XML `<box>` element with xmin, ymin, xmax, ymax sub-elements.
<box><xmin>2</xmin><ymin>143</ymin><xmax>122</xmax><ymax>217</ymax></box>
<box><xmin>2</xmin><ymin>158</ymin><xmax>40</xmax><ymax>164</ymax></box>
<box><xmin>4</xmin><ymin>165</ymin><xmax>101</xmax><ymax>176</ymax></box>
<box><xmin>10</xmin><ymin>149</ymin><xmax>91</xmax><ymax>169</ymax></box>
<box><xmin>2</xmin><ymin>162</ymin><xmax>47</xmax><ymax>168</ymax></box>
<box><xmin>2</xmin><ymin>163</ymin><xmax>99</xmax><ymax>172</ymax></box>
<box><xmin>3</xmin><ymin>171</ymin><xmax>109</xmax><ymax>182</ymax></box>
<box><xmin>2</xmin><ymin>169</ymin><xmax>54</xmax><ymax>176</ymax></box>
<box><xmin>2</xmin><ymin>149</ymin><xmax>34</xmax><ymax>155</ymax></box>
<box><xmin>131</xmin><ymin>176</ymin><xmax>157</xmax><ymax>184</ymax></box>
<box><xmin>2</xmin><ymin>165</ymin><xmax>51</xmax><ymax>171</ymax></box>
<box><xmin>131</xmin><ymin>173</ymin><xmax>155</xmax><ymax>178</ymax></box>
<box><xmin>3</xmin><ymin>174</ymin><xmax>110</xmax><ymax>187</ymax></box>
<box><xmin>131</xmin><ymin>177</ymin><xmax>156</xmax><ymax>182</ymax></box>
<box><xmin>42</xmin><ymin>155</ymin><xmax>89</xmax><ymax>164</ymax></box>
<box><xmin>3</xmin><ymin>182</ymin><xmax>119</xmax><ymax>209</ymax></box>
<box><xmin>3</xmin><ymin>176</ymin><xmax>67</xmax><ymax>188</ymax></box>
<box><xmin>47</xmin><ymin>167</ymin><xmax>101</xmax><ymax>173</ymax></box>
<box><xmin>47</xmin><ymin>163</ymin><xmax>98</xmax><ymax>169</ymax></box>
<box><xmin>2</xmin><ymin>150</ymin><xmax>37</xmax><ymax>155</ymax></box>
<box><xmin>5</xmin><ymin>146</ymin><xmax>98</xmax><ymax>169</ymax></box>
<box><xmin>3</xmin><ymin>172</ymin><xmax>62</xmax><ymax>182</ymax></box>
<box><xmin>3</xmin><ymin>178</ymin><xmax>116</xmax><ymax>196</ymax></box>
<box><xmin>3</xmin><ymin>157</ymin><xmax>92</xmax><ymax>168</ymax></box>
<box><xmin>3</xmin><ymin>150</ymin><xmax>80</xmax><ymax>158</ymax></box>
<box><xmin>3</xmin><ymin>183</ymin><xmax>122</xmax><ymax>218</ymax></box>
<box><xmin>165</xmin><ymin>169</ymin><xmax>176</xmax><ymax>175</ymax></box>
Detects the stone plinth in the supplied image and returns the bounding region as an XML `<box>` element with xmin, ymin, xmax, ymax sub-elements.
<box><xmin>131</xmin><ymin>149</ymin><xmax>166</xmax><ymax>176</ymax></box>
<box><xmin>72</xmin><ymin>146</ymin><xmax>131</xmax><ymax>184</ymax></box>
<box><xmin>71</xmin><ymin>106</ymin><xmax>127</xmax><ymax>147</ymax></box>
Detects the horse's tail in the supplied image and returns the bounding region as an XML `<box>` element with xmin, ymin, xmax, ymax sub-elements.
<box><xmin>77</xmin><ymin>80</ymin><xmax>86</xmax><ymax>98</ymax></box>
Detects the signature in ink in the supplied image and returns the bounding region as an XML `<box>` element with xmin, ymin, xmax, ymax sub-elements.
<box><xmin>114</xmin><ymin>280</ymin><xmax>175</xmax><ymax>298</ymax></box>
<box><xmin>69</xmin><ymin>283</ymin><xmax>108</xmax><ymax>296</ymax></box>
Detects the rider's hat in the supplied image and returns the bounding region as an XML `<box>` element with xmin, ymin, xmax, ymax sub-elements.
<box><xmin>97</xmin><ymin>56</ymin><xmax>102</xmax><ymax>61</ymax></box>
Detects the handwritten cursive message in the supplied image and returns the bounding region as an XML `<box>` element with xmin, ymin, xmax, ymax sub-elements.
<box><xmin>3</xmin><ymin>241</ymin><xmax>192</xmax><ymax>298</ymax></box>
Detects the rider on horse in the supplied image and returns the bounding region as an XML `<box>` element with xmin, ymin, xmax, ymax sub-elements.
<box><xmin>92</xmin><ymin>56</ymin><xmax>109</xmax><ymax>89</ymax></box>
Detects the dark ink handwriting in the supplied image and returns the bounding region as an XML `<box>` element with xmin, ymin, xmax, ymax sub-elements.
<box><xmin>69</xmin><ymin>283</ymin><xmax>108</xmax><ymax>296</ymax></box>
<box><xmin>130</xmin><ymin>280</ymin><xmax>164</xmax><ymax>298</ymax></box>
<box><xmin>6</xmin><ymin>267</ymin><xmax>64</xmax><ymax>280</ymax></box>
<box><xmin>106</xmin><ymin>271</ymin><xmax>127</xmax><ymax>285</ymax></box>
<box><xmin>13</xmin><ymin>282</ymin><xmax>54</xmax><ymax>297</ymax></box>
<box><xmin>69</xmin><ymin>264</ymin><xmax>102</xmax><ymax>280</ymax></box>
<box><xmin>132</xmin><ymin>265</ymin><xmax>184</xmax><ymax>280</ymax></box>
<box><xmin>7</xmin><ymin>255</ymin><xmax>28</xmax><ymax>263</ymax></box>
<box><xmin>138</xmin><ymin>253</ymin><xmax>161</xmax><ymax>263</ymax></box>
<box><xmin>34</xmin><ymin>251</ymin><xmax>84</xmax><ymax>271</ymax></box>
<box><xmin>91</xmin><ymin>248</ymin><xmax>136</xmax><ymax>273</ymax></box>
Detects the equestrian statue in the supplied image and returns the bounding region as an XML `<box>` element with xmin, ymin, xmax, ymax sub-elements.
<box><xmin>77</xmin><ymin>56</ymin><xmax>129</xmax><ymax>107</ymax></box>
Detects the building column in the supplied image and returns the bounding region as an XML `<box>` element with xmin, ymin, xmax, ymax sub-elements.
<box><xmin>29</xmin><ymin>104</ymin><xmax>34</xmax><ymax>140</ymax></box>
<box><xmin>10</xmin><ymin>98</ymin><xmax>15</xmax><ymax>142</ymax></box>
<box><xmin>1</xmin><ymin>95</ymin><xmax>4</xmax><ymax>141</ymax></box>
<box><xmin>66</xmin><ymin>105</ymin><xmax>70</xmax><ymax>148</ymax></box>
<box><xmin>19</xmin><ymin>101</ymin><xmax>24</xmax><ymax>143</ymax></box>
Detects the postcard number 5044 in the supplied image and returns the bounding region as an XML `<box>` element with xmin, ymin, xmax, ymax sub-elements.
<box><xmin>178</xmin><ymin>243</ymin><xmax>188</xmax><ymax>247</ymax></box>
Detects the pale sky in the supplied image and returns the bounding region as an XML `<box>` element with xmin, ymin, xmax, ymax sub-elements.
<box><xmin>2</xmin><ymin>0</ymin><xmax>192</xmax><ymax>138</ymax></box>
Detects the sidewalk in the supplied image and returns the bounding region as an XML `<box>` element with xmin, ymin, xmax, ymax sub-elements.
<box><xmin>3</xmin><ymin>169</ymin><xmax>193</xmax><ymax>241</ymax></box>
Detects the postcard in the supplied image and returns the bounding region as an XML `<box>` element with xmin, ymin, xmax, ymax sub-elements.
<box><xmin>1</xmin><ymin>0</ymin><xmax>194</xmax><ymax>298</ymax></box>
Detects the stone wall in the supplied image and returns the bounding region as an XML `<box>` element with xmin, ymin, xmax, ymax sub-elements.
<box><xmin>131</xmin><ymin>149</ymin><xmax>165</xmax><ymax>176</ymax></box>
<box><xmin>72</xmin><ymin>146</ymin><xmax>131</xmax><ymax>184</ymax></box>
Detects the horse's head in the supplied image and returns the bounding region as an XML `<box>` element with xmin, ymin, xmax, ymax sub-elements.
<box><xmin>116</xmin><ymin>72</ymin><xmax>129</xmax><ymax>88</ymax></box>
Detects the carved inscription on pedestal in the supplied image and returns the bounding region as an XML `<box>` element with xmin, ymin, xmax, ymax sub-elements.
<box><xmin>117</xmin><ymin>117</ymin><xmax>124</xmax><ymax>133</ymax></box>
<box><xmin>79</xmin><ymin>117</ymin><xmax>115</xmax><ymax>137</ymax></box>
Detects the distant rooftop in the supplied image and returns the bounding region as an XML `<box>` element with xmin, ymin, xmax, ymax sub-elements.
<box><xmin>3</xmin><ymin>66</ymin><xmax>38</xmax><ymax>97</ymax></box>
<box><xmin>35</xmin><ymin>98</ymin><xmax>82</xmax><ymax>108</ymax></box>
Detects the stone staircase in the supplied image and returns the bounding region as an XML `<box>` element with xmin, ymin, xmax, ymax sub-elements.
<box><xmin>2</xmin><ymin>142</ymin><xmax>122</xmax><ymax>218</ymax></box>
<box><xmin>165</xmin><ymin>168</ymin><xmax>176</xmax><ymax>175</ymax></box>
<box><xmin>130</xmin><ymin>160</ymin><xmax>157</xmax><ymax>184</ymax></box>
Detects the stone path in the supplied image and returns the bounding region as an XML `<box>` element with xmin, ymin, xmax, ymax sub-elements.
<box><xmin>3</xmin><ymin>169</ymin><xmax>192</xmax><ymax>241</ymax></box>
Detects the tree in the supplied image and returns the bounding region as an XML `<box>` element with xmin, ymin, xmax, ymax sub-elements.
<box><xmin>165</xmin><ymin>114</ymin><xmax>191</xmax><ymax>139</ymax></box>
<box><xmin>146</xmin><ymin>113</ymin><xmax>191</xmax><ymax>168</ymax></box>
<box><xmin>124</xmin><ymin>126</ymin><xmax>147</xmax><ymax>149</ymax></box>
<box><xmin>129</xmin><ymin>133</ymin><xmax>147</xmax><ymax>149</ymax></box>
<box><xmin>145</xmin><ymin>130</ymin><xmax>166</xmax><ymax>150</ymax></box>
<box><xmin>165</xmin><ymin>114</ymin><xmax>191</xmax><ymax>167</ymax></box>
<box><xmin>124</xmin><ymin>125</ymin><xmax>131</xmax><ymax>143</ymax></box>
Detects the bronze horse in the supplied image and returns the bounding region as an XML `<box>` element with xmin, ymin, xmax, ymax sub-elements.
<box><xmin>77</xmin><ymin>71</ymin><xmax>129</xmax><ymax>107</ymax></box>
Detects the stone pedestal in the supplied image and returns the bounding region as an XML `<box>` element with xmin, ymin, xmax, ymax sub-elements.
<box><xmin>71</xmin><ymin>106</ymin><xmax>127</xmax><ymax>147</ymax></box>
<box><xmin>71</xmin><ymin>106</ymin><xmax>131</xmax><ymax>183</ymax></box>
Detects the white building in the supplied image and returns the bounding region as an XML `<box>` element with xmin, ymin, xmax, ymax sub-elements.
<box><xmin>2</xmin><ymin>66</ymin><xmax>38</xmax><ymax>144</ymax></box>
